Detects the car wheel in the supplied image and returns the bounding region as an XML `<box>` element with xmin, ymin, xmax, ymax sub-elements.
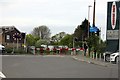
<box><xmin>115</xmin><ymin>56</ymin><xmax>119</xmax><ymax>64</ymax></box>
<box><xmin>105</xmin><ymin>55</ymin><xmax>110</xmax><ymax>62</ymax></box>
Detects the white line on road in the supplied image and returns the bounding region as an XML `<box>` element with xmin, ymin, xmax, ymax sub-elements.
<box><xmin>0</xmin><ymin>71</ymin><xmax>6</xmax><ymax>78</ymax></box>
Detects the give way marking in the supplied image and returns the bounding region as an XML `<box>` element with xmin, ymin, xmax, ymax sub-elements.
<box><xmin>0</xmin><ymin>71</ymin><xmax>6</xmax><ymax>78</ymax></box>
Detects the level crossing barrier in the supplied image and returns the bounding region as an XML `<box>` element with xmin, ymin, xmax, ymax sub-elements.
<box><xmin>32</xmin><ymin>47</ymin><xmax>84</xmax><ymax>55</ymax></box>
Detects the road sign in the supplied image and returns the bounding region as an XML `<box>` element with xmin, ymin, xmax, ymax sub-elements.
<box><xmin>90</xmin><ymin>26</ymin><xmax>99</xmax><ymax>32</ymax></box>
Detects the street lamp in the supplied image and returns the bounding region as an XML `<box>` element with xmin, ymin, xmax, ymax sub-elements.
<box><xmin>88</xmin><ymin>5</ymin><xmax>92</xmax><ymax>38</ymax></box>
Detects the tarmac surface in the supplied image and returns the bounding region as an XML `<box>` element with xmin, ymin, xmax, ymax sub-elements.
<box><xmin>0</xmin><ymin>55</ymin><xmax>119</xmax><ymax>78</ymax></box>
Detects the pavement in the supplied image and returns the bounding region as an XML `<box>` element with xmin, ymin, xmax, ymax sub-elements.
<box><xmin>72</xmin><ymin>54</ymin><xmax>116</xmax><ymax>67</ymax></box>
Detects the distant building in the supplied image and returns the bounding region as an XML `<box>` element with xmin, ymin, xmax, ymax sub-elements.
<box><xmin>0</xmin><ymin>26</ymin><xmax>25</xmax><ymax>48</ymax></box>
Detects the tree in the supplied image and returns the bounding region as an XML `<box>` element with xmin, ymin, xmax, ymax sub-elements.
<box><xmin>32</xmin><ymin>25</ymin><xmax>51</xmax><ymax>40</ymax></box>
<box><xmin>35</xmin><ymin>39</ymin><xmax>48</xmax><ymax>48</ymax></box>
<box><xmin>59</xmin><ymin>34</ymin><xmax>73</xmax><ymax>48</ymax></box>
<box><xmin>26</xmin><ymin>34</ymin><xmax>40</xmax><ymax>46</ymax></box>
<box><xmin>87</xmin><ymin>34</ymin><xmax>106</xmax><ymax>56</ymax></box>
<box><xmin>51</xmin><ymin>32</ymin><xmax>67</xmax><ymax>43</ymax></box>
<box><xmin>73</xmin><ymin>19</ymin><xmax>89</xmax><ymax>41</ymax></box>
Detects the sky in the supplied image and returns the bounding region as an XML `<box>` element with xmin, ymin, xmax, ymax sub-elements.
<box><xmin>0</xmin><ymin>0</ymin><xmax>118</xmax><ymax>41</ymax></box>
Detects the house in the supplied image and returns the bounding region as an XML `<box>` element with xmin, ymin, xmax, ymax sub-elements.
<box><xmin>0</xmin><ymin>26</ymin><xmax>25</xmax><ymax>48</ymax></box>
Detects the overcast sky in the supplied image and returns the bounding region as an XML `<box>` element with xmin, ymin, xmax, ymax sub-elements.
<box><xmin>0</xmin><ymin>0</ymin><xmax>117</xmax><ymax>40</ymax></box>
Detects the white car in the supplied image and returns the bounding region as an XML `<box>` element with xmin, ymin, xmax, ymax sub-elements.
<box><xmin>0</xmin><ymin>44</ymin><xmax>5</xmax><ymax>54</ymax></box>
<box><xmin>110</xmin><ymin>51</ymin><xmax>119</xmax><ymax>64</ymax></box>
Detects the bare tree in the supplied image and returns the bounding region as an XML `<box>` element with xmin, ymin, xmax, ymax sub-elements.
<box><xmin>32</xmin><ymin>25</ymin><xmax>51</xmax><ymax>40</ymax></box>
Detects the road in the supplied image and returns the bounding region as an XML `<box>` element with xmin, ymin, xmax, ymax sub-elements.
<box><xmin>1</xmin><ymin>55</ymin><xmax>118</xmax><ymax>78</ymax></box>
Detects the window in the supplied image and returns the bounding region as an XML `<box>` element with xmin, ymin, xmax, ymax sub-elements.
<box><xmin>6</xmin><ymin>35</ymin><xmax>10</xmax><ymax>40</ymax></box>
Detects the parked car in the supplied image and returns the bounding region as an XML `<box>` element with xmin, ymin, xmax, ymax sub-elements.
<box><xmin>110</xmin><ymin>51</ymin><xmax>119</xmax><ymax>64</ymax></box>
<box><xmin>103</xmin><ymin>51</ymin><xmax>112</xmax><ymax>62</ymax></box>
<box><xmin>0</xmin><ymin>44</ymin><xmax>5</xmax><ymax>54</ymax></box>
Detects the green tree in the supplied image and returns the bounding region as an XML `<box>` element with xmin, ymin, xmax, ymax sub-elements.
<box><xmin>35</xmin><ymin>39</ymin><xmax>48</xmax><ymax>48</ymax></box>
<box><xmin>26</xmin><ymin>34</ymin><xmax>39</xmax><ymax>46</ymax></box>
<box><xmin>87</xmin><ymin>34</ymin><xmax>106</xmax><ymax>55</ymax></box>
<box><xmin>59</xmin><ymin>34</ymin><xmax>73</xmax><ymax>47</ymax></box>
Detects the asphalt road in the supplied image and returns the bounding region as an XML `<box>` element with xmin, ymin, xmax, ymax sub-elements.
<box><xmin>1</xmin><ymin>55</ymin><xmax>118</xmax><ymax>78</ymax></box>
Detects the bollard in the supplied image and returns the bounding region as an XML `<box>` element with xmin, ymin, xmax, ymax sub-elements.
<box><xmin>33</xmin><ymin>48</ymin><xmax>36</xmax><ymax>55</ymax></box>
<box><xmin>93</xmin><ymin>53</ymin><xmax>95</xmax><ymax>59</ymax></box>
<box><xmin>72</xmin><ymin>48</ymin><xmax>76</xmax><ymax>55</ymax></box>
<box><xmin>90</xmin><ymin>52</ymin><xmax>92</xmax><ymax>58</ymax></box>
<box><xmin>103</xmin><ymin>53</ymin><xmax>106</xmax><ymax>62</ymax></box>
<box><xmin>99</xmin><ymin>53</ymin><xmax>102</xmax><ymax>61</ymax></box>
<box><xmin>96</xmin><ymin>53</ymin><xmax>98</xmax><ymax>60</ymax></box>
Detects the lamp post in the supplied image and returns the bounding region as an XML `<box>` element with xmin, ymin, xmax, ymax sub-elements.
<box><xmin>88</xmin><ymin>5</ymin><xmax>92</xmax><ymax>38</ymax></box>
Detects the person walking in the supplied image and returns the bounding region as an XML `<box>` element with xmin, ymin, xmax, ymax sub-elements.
<box><xmin>84</xmin><ymin>43</ymin><xmax>88</xmax><ymax>56</ymax></box>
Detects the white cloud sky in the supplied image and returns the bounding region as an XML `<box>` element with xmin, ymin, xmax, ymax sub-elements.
<box><xmin>0</xmin><ymin>0</ymin><xmax>117</xmax><ymax>40</ymax></box>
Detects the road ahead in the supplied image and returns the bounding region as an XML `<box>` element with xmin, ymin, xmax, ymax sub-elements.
<box><xmin>1</xmin><ymin>55</ymin><xmax>118</xmax><ymax>78</ymax></box>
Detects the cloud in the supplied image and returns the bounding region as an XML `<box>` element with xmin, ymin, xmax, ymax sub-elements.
<box><xmin>0</xmin><ymin>0</ymin><xmax>115</xmax><ymax>40</ymax></box>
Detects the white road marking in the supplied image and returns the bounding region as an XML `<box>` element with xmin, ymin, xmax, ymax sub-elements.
<box><xmin>0</xmin><ymin>71</ymin><xmax>6</xmax><ymax>78</ymax></box>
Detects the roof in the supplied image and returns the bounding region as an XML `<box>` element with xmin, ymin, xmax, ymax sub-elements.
<box><xmin>0</xmin><ymin>26</ymin><xmax>20</xmax><ymax>33</ymax></box>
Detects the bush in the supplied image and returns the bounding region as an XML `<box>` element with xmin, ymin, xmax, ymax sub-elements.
<box><xmin>14</xmin><ymin>48</ymin><xmax>27</xmax><ymax>54</ymax></box>
<box><xmin>5</xmin><ymin>47</ymin><xmax>30</xmax><ymax>55</ymax></box>
<box><xmin>5</xmin><ymin>48</ymin><xmax>13</xmax><ymax>54</ymax></box>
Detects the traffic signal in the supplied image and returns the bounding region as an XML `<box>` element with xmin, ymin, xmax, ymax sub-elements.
<box><xmin>96</xmin><ymin>29</ymin><xmax>100</xmax><ymax>36</ymax></box>
<box><xmin>21</xmin><ymin>33</ymin><xmax>26</xmax><ymax>39</ymax></box>
<box><xmin>74</xmin><ymin>37</ymin><xmax>78</xmax><ymax>42</ymax></box>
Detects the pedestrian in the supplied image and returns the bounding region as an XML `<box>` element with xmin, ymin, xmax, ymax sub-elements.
<box><xmin>84</xmin><ymin>43</ymin><xmax>88</xmax><ymax>56</ymax></box>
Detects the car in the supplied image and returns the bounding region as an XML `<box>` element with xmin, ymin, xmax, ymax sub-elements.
<box><xmin>0</xmin><ymin>44</ymin><xmax>5</xmax><ymax>54</ymax></box>
<box><xmin>110</xmin><ymin>51</ymin><xmax>119</xmax><ymax>64</ymax></box>
<box><xmin>103</xmin><ymin>51</ymin><xmax>112</xmax><ymax>62</ymax></box>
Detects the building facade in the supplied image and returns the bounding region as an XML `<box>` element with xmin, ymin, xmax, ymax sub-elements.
<box><xmin>0</xmin><ymin>26</ymin><xmax>25</xmax><ymax>48</ymax></box>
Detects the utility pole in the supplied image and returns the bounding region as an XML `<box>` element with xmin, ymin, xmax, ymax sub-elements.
<box><xmin>88</xmin><ymin>5</ymin><xmax>92</xmax><ymax>38</ymax></box>
<box><xmin>93</xmin><ymin>0</ymin><xmax>96</xmax><ymax>27</ymax></box>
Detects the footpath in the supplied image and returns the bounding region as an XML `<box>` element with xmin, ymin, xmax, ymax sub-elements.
<box><xmin>72</xmin><ymin>54</ymin><xmax>116</xmax><ymax>67</ymax></box>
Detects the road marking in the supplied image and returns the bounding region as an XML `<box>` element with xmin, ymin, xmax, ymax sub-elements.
<box><xmin>0</xmin><ymin>71</ymin><xmax>6</xmax><ymax>78</ymax></box>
